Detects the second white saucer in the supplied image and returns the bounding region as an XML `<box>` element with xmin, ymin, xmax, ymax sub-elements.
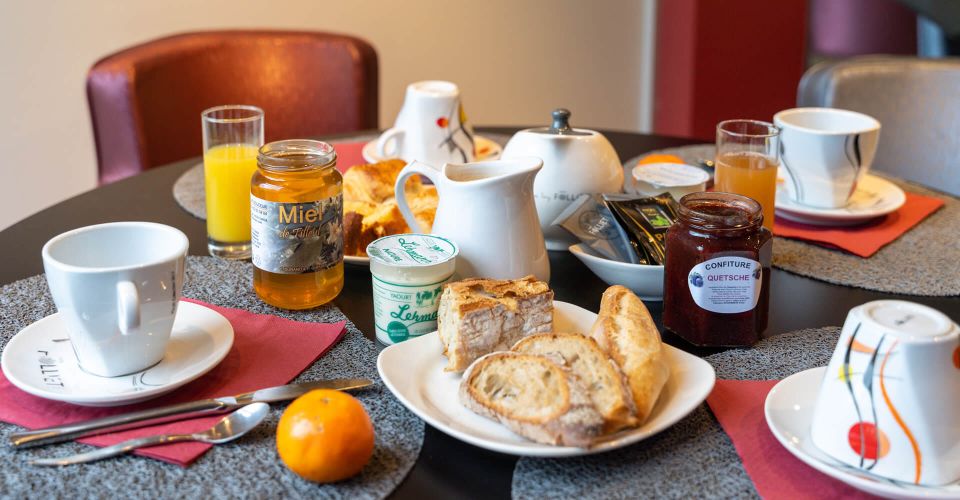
<box><xmin>775</xmin><ymin>174</ymin><xmax>907</xmax><ymax>227</ymax></box>
<box><xmin>1</xmin><ymin>301</ymin><xmax>234</xmax><ymax>407</ymax></box>
<box><xmin>361</xmin><ymin>134</ymin><xmax>503</xmax><ymax>164</ymax></box>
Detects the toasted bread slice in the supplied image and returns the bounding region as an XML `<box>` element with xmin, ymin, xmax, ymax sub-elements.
<box><xmin>460</xmin><ymin>352</ymin><xmax>604</xmax><ymax>447</ymax></box>
<box><xmin>512</xmin><ymin>333</ymin><xmax>638</xmax><ymax>433</ymax></box>
<box><xmin>437</xmin><ymin>276</ymin><xmax>553</xmax><ymax>372</ymax></box>
<box><xmin>588</xmin><ymin>285</ymin><xmax>669</xmax><ymax>423</ymax></box>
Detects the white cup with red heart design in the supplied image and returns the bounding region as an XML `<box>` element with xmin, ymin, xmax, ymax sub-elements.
<box><xmin>809</xmin><ymin>300</ymin><xmax>960</xmax><ymax>486</ymax></box>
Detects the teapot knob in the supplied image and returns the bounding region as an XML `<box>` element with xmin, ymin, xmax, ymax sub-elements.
<box><xmin>550</xmin><ymin>108</ymin><xmax>572</xmax><ymax>134</ymax></box>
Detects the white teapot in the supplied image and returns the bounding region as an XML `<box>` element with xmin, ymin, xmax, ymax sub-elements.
<box><xmin>501</xmin><ymin>109</ymin><xmax>623</xmax><ymax>250</ymax></box>
<box><xmin>394</xmin><ymin>157</ymin><xmax>550</xmax><ymax>282</ymax></box>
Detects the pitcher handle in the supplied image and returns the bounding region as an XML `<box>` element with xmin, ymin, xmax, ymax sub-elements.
<box><xmin>395</xmin><ymin>160</ymin><xmax>440</xmax><ymax>234</ymax></box>
<box><xmin>376</xmin><ymin>128</ymin><xmax>404</xmax><ymax>159</ymax></box>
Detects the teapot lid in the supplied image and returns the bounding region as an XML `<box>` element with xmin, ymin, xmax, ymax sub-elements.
<box><xmin>528</xmin><ymin>108</ymin><xmax>591</xmax><ymax>136</ymax></box>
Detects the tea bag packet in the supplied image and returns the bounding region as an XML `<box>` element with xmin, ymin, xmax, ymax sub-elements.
<box><xmin>602</xmin><ymin>193</ymin><xmax>679</xmax><ymax>266</ymax></box>
<box><xmin>552</xmin><ymin>194</ymin><xmax>640</xmax><ymax>263</ymax></box>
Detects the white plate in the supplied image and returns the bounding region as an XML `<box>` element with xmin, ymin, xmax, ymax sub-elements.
<box><xmin>568</xmin><ymin>243</ymin><xmax>664</xmax><ymax>301</ymax></box>
<box><xmin>1</xmin><ymin>301</ymin><xmax>234</xmax><ymax>407</ymax></box>
<box><xmin>765</xmin><ymin>367</ymin><xmax>960</xmax><ymax>499</ymax></box>
<box><xmin>361</xmin><ymin>134</ymin><xmax>503</xmax><ymax>164</ymax></box>
<box><xmin>344</xmin><ymin>255</ymin><xmax>369</xmax><ymax>266</ymax></box>
<box><xmin>377</xmin><ymin>300</ymin><xmax>715</xmax><ymax>457</ymax></box>
<box><xmin>775</xmin><ymin>174</ymin><xmax>907</xmax><ymax>227</ymax></box>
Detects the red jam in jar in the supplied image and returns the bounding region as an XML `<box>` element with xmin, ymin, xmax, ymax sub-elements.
<box><xmin>663</xmin><ymin>192</ymin><xmax>772</xmax><ymax>346</ymax></box>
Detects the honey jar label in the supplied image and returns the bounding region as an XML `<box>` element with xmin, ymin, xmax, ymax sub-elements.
<box><xmin>687</xmin><ymin>256</ymin><xmax>762</xmax><ymax>314</ymax></box>
<box><xmin>250</xmin><ymin>194</ymin><xmax>343</xmax><ymax>274</ymax></box>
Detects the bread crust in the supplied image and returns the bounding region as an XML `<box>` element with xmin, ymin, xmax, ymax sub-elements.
<box><xmin>588</xmin><ymin>285</ymin><xmax>670</xmax><ymax>423</ymax></box>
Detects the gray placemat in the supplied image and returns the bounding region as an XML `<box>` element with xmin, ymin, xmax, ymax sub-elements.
<box><xmin>512</xmin><ymin>326</ymin><xmax>841</xmax><ymax>500</ymax></box>
<box><xmin>628</xmin><ymin>145</ymin><xmax>958</xmax><ymax>296</ymax></box>
<box><xmin>0</xmin><ymin>256</ymin><xmax>423</xmax><ymax>499</ymax></box>
<box><xmin>174</xmin><ymin>132</ymin><xmax>513</xmax><ymax>220</ymax></box>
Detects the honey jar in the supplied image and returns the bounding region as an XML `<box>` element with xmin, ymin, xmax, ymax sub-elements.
<box><xmin>250</xmin><ymin>140</ymin><xmax>343</xmax><ymax>309</ymax></box>
<box><xmin>662</xmin><ymin>192</ymin><xmax>772</xmax><ymax>346</ymax></box>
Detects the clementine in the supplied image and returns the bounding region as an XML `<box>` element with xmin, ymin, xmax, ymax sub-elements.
<box><xmin>637</xmin><ymin>154</ymin><xmax>685</xmax><ymax>165</ymax></box>
<box><xmin>276</xmin><ymin>389</ymin><xmax>375</xmax><ymax>483</ymax></box>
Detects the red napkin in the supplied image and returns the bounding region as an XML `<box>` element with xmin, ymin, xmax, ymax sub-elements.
<box><xmin>0</xmin><ymin>299</ymin><xmax>346</xmax><ymax>466</ymax></box>
<box><xmin>332</xmin><ymin>141</ymin><xmax>367</xmax><ymax>173</ymax></box>
<box><xmin>773</xmin><ymin>192</ymin><xmax>944</xmax><ymax>257</ymax></box>
<box><xmin>707</xmin><ymin>380</ymin><xmax>875</xmax><ymax>499</ymax></box>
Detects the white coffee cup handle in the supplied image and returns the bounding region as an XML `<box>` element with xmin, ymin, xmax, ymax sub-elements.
<box><xmin>395</xmin><ymin>160</ymin><xmax>441</xmax><ymax>233</ymax></box>
<box><xmin>116</xmin><ymin>281</ymin><xmax>140</xmax><ymax>335</ymax></box>
<box><xmin>376</xmin><ymin>127</ymin><xmax>405</xmax><ymax>159</ymax></box>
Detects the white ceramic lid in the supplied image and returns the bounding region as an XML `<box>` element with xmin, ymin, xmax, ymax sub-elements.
<box><xmin>632</xmin><ymin>163</ymin><xmax>710</xmax><ymax>188</ymax></box>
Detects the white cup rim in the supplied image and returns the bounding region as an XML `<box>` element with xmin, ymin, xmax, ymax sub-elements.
<box><xmin>408</xmin><ymin>80</ymin><xmax>459</xmax><ymax>97</ymax></box>
<box><xmin>774</xmin><ymin>107</ymin><xmax>881</xmax><ymax>136</ymax></box>
<box><xmin>42</xmin><ymin>221</ymin><xmax>189</xmax><ymax>274</ymax></box>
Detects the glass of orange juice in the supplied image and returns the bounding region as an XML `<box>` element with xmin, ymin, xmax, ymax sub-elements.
<box><xmin>715</xmin><ymin>120</ymin><xmax>780</xmax><ymax>231</ymax></box>
<box><xmin>202</xmin><ymin>105</ymin><xmax>264</xmax><ymax>259</ymax></box>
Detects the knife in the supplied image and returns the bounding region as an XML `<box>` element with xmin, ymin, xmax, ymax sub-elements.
<box><xmin>8</xmin><ymin>378</ymin><xmax>373</xmax><ymax>449</ymax></box>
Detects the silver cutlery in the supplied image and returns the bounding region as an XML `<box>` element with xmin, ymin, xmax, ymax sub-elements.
<box><xmin>31</xmin><ymin>402</ymin><xmax>269</xmax><ymax>466</ymax></box>
<box><xmin>9</xmin><ymin>378</ymin><xmax>373</xmax><ymax>448</ymax></box>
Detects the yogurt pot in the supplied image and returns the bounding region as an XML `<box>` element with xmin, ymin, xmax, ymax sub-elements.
<box><xmin>367</xmin><ymin>234</ymin><xmax>459</xmax><ymax>345</ymax></box>
<box><xmin>632</xmin><ymin>163</ymin><xmax>710</xmax><ymax>200</ymax></box>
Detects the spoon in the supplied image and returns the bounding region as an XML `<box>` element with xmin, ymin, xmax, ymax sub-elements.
<box><xmin>31</xmin><ymin>402</ymin><xmax>270</xmax><ymax>466</ymax></box>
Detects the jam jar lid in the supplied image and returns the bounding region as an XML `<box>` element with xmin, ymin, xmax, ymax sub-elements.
<box><xmin>258</xmin><ymin>139</ymin><xmax>337</xmax><ymax>172</ymax></box>
<box><xmin>677</xmin><ymin>192</ymin><xmax>763</xmax><ymax>231</ymax></box>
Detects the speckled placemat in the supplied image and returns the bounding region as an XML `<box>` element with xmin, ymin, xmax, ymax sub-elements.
<box><xmin>511</xmin><ymin>327</ymin><xmax>841</xmax><ymax>500</ymax></box>
<box><xmin>0</xmin><ymin>256</ymin><xmax>423</xmax><ymax>499</ymax></box>
<box><xmin>628</xmin><ymin>144</ymin><xmax>959</xmax><ymax>296</ymax></box>
<box><xmin>173</xmin><ymin>132</ymin><xmax>513</xmax><ymax>220</ymax></box>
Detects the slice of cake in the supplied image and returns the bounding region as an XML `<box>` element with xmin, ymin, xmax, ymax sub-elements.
<box><xmin>437</xmin><ymin>276</ymin><xmax>553</xmax><ymax>372</ymax></box>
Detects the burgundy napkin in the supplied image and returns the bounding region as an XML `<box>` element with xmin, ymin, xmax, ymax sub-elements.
<box><xmin>0</xmin><ymin>299</ymin><xmax>346</xmax><ymax>466</ymax></box>
<box><xmin>333</xmin><ymin>141</ymin><xmax>367</xmax><ymax>173</ymax></box>
<box><xmin>773</xmin><ymin>192</ymin><xmax>944</xmax><ymax>258</ymax></box>
<box><xmin>706</xmin><ymin>380</ymin><xmax>875</xmax><ymax>499</ymax></box>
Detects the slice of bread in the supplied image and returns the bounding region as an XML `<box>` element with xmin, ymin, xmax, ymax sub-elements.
<box><xmin>512</xmin><ymin>333</ymin><xmax>637</xmax><ymax>433</ymax></box>
<box><xmin>459</xmin><ymin>352</ymin><xmax>604</xmax><ymax>447</ymax></box>
<box><xmin>588</xmin><ymin>285</ymin><xmax>670</xmax><ymax>423</ymax></box>
<box><xmin>437</xmin><ymin>276</ymin><xmax>553</xmax><ymax>372</ymax></box>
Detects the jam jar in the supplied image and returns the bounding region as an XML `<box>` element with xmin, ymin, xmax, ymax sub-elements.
<box><xmin>663</xmin><ymin>192</ymin><xmax>772</xmax><ymax>346</ymax></box>
<box><xmin>250</xmin><ymin>140</ymin><xmax>344</xmax><ymax>309</ymax></box>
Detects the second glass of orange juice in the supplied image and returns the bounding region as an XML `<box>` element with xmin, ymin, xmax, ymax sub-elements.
<box><xmin>715</xmin><ymin>120</ymin><xmax>780</xmax><ymax>231</ymax></box>
<box><xmin>202</xmin><ymin>105</ymin><xmax>264</xmax><ymax>259</ymax></box>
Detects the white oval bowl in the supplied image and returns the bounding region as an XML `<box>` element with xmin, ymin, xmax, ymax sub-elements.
<box><xmin>569</xmin><ymin>243</ymin><xmax>664</xmax><ymax>301</ymax></box>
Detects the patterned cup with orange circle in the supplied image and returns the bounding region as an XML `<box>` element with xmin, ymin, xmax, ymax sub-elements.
<box><xmin>810</xmin><ymin>300</ymin><xmax>960</xmax><ymax>486</ymax></box>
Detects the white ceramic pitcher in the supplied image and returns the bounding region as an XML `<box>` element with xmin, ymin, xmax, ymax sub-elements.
<box><xmin>394</xmin><ymin>157</ymin><xmax>550</xmax><ymax>282</ymax></box>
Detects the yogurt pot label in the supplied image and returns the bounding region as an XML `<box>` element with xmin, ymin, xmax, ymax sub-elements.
<box><xmin>687</xmin><ymin>256</ymin><xmax>762</xmax><ymax>314</ymax></box>
<box><xmin>367</xmin><ymin>234</ymin><xmax>458</xmax><ymax>345</ymax></box>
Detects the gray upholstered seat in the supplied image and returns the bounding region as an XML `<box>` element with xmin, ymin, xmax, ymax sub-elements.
<box><xmin>797</xmin><ymin>56</ymin><xmax>960</xmax><ymax>195</ymax></box>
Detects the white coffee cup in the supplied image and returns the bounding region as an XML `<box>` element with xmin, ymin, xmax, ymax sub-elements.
<box><xmin>774</xmin><ymin>107</ymin><xmax>880</xmax><ymax>208</ymax></box>
<box><xmin>376</xmin><ymin>80</ymin><xmax>476</xmax><ymax>166</ymax></box>
<box><xmin>41</xmin><ymin>222</ymin><xmax>189</xmax><ymax>377</ymax></box>
<box><xmin>809</xmin><ymin>300</ymin><xmax>960</xmax><ymax>486</ymax></box>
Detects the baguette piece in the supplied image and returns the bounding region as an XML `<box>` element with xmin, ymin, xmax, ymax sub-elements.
<box><xmin>459</xmin><ymin>352</ymin><xmax>604</xmax><ymax>447</ymax></box>
<box><xmin>588</xmin><ymin>285</ymin><xmax>670</xmax><ymax>423</ymax></box>
<box><xmin>512</xmin><ymin>333</ymin><xmax>637</xmax><ymax>433</ymax></box>
<box><xmin>437</xmin><ymin>276</ymin><xmax>553</xmax><ymax>372</ymax></box>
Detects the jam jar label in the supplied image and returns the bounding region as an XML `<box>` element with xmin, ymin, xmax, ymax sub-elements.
<box><xmin>250</xmin><ymin>194</ymin><xmax>343</xmax><ymax>274</ymax></box>
<box><xmin>687</xmin><ymin>256</ymin><xmax>762</xmax><ymax>314</ymax></box>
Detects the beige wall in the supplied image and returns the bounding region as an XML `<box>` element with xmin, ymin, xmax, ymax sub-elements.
<box><xmin>0</xmin><ymin>0</ymin><xmax>655</xmax><ymax>230</ymax></box>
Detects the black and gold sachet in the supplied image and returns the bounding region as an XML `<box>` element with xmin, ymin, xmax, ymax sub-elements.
<box><xmin>602</xmin><ymin>193</ymin><xmax>679</xmax><ymax>266</ymax></box>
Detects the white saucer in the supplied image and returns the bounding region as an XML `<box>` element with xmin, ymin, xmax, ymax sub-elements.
<box><xmin>765</xmin><ymin>367</ymin><xmax>960</xmax><ymax>499</ymax></box>
<box><xmin>361</xmin><ymin>134</ymin><xmax>503</xmax><ymax>164</ymax></box>
<box><xmin>775</xmin><ymin>174</ymin><xmax>907</xmax><ymax>227</ymax></box>
<box><xmin>377</xmin><ymin>301</ymin><xmax>716</xmax><ymax>457</ymax></box>
<box><xmin>1</xmin><ymin>301</ymin><xmax>234</xmax><ymax>407</ymax></box>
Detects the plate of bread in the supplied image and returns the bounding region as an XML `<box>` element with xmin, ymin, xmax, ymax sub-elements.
<box><xmin>343</xmin><ymin>159</ymin><xmax>438</xmax><ymax>265</ymax></box>
<box><xmin>377</xmin><ymin>279</ymin><xmax>716</xmax><ymax>457</ymax></box>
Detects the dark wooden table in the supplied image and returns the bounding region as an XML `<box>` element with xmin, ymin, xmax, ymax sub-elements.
<box><xmin>1</xmin><ymin>127</ymin><xmax>956</xmax><ymax>499</ymax></box>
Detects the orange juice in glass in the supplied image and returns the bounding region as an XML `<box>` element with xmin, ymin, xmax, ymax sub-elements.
<box><xmin>715</xmin><ymin>120</ymin><xmax>780</xmax><ymax>230</ymax></box>
<box><xmin>202</xmin><ymin>105</ymin><xmax>264</xmax><ymax>259</ymax></box>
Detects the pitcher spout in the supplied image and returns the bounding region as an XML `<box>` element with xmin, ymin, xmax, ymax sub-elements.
<box><xmin>442</xmin><ymin>157</ymin><xmax>543</xmax><ymax>184</ymax></box>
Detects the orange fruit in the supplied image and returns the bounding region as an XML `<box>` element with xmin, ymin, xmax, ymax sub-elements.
<box><xmin>276</xmin><ymin>389</ymin><xmax>375</xmax><ymax>483</ymax></box>
<box><xmin>638</xmin><ymin>153</ymin><xmax>685</xmax><ymax>165</ymax></box>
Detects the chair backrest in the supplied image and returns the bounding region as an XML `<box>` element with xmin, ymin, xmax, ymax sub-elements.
<box><xmin>797</xmin><ymin>56</ymin><xmax>960</xmax><ymax>195</ymax></box>
<box><xmin>88</xmin><ymin>30</ymin><xmax>378</xmax><ymax>184</ymax></box>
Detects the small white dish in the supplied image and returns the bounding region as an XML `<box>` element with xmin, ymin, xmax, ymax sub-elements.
<box><xmin>361</xmin><ymin>134</ymin><xmax>503</xmax><ymax>164</ymax></box>
<box><xmin>377</xmin><ymin>300</ymin><xmax>715</xmax><ymax>457</ymax></box>
<box><xmin>1</xmin><ymin>301</ymin><xmax>234</xmax><ymax>407</ymax></box>
<box><xmin>775</xmin><ymin>173</ymin><xmax>907</xmax><ymax>227</ymax></box>
<box><xmin>569</xmin><ymin>243</ymin><xmax>664</xmax><ymax>301</ymax></box>
<box><xmin>765</xmin><ymin>367</ymin><xmax>960</xmax><ymax>499</ymax></box>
